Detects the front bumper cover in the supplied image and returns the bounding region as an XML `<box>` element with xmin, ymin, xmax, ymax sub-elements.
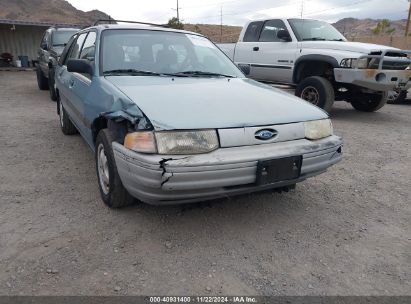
<box><xmin>112</xmin><ymin>135</ymin><xmax>343</xmax><ymax>205</ymax></box>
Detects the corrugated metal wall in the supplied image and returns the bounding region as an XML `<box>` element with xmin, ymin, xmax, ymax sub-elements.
<box><xmin>0</xmin><ymin>24</ymin><xmax>47</xmax><ymax>63</ymax></box>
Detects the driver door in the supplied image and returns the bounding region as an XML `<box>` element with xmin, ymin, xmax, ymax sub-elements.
<box><xmin>250</xmin><ymin>19</ymin><xmax>298</xmax><ymax>84</ymax></box>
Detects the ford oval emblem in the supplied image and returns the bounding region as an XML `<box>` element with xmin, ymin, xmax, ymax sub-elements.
<box><xmin>255</xmin><ymin>129</ymin><xmax>278</xmax><ymax>141</ymax></box>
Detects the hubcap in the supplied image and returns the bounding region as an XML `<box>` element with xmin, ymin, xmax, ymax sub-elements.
<box><xmin>59</xmin><ymin>102</ymin><xmax>64</xmax><ymax>127</ymax></box>
<box><xmin>97</xmin><ymin>144</ymin><xmax>110</xmax><ymax>195</ymax></box>
<box><xmin>301</xmin><ymin>86</ymin><xmax>320</xmax><ymax>105</ymax></box>
<box><xmin>388</xmin><ymin>89</ymin><xmax>400</xmax><ymax>101</ymax></box>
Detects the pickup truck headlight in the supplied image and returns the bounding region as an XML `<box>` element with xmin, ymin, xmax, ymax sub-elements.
<box><xmin>124</xmin><ymin>130</ymin><xmax>219</xmax><ymax>154</ymax></box>
<box><xmin>340</xmin><ymin>58</ymin><xmax>368</xmax><ymax>69</ymax></box>
<box><xmin>304</xmin><ymin>119</ymin><xmax>333</xmax><ymax>140</ymax></box>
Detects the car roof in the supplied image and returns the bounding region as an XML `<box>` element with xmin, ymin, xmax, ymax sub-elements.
<box><xmin>48</xmin><ymin>27</ymin><xmax>80</xmax><ymax>32</ymax></box>
<box><xmin>80</xmin><ymin>24</ymin><xmax>203</xmax><ymax>37</ymax></box>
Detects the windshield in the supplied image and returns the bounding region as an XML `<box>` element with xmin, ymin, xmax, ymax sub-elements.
<box><xmin>52</xmin><ymin>31</ymin><xmax>77</xmax><ymax>46</ymax></box>
<box><xmin>101</xmin><ymin>29</ymin><xmax>244</xmax><ymax>78</ymax></box>
<box><xmin>288</xmin><ymin>19</ymin><xmax>346</xmax><ymax>42</ymax></box>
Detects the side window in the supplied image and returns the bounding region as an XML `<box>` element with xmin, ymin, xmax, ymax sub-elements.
<box><xmin>59</xmin><ymin>35</ymin><xmax>77</xmax><ymax>65</ymax></box>
<box><xmin>68</xmin><ymin>33</ymin><xmax>87</xmax><ymax>60</ymax></box>
<box><xmin>259</xmin><ymin>20</ymin><xmax>288</xmax><ymax>42</ymax></box>
<box><xmin>243</xmin><ymin>21</ymin><xmax>263</xmax><ymax>42</ymax></box>
<box><xmin>79</xmin><ymin>32</ymin><xmax>97</xmax><ymax>61</ymax></box>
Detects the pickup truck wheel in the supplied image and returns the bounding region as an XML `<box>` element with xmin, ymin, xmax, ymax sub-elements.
<box><xmin>36</xmin><ymin>65</ymin><xmax>49</xmax><ymax>90</ymax></box>
<box><xmin>48</xmin><ymin>68</ymin><xmax>58</xmax><ymax>101</ymax></box>
<box><xmin>58</xmin><ymin>100</ymin><xmax>77</xmax><ymax>135</ymax></box>
<box><xmin>295</xmin><ymin>76</ymin><xmax>334</xmax><ymax>112</ymax></box>
<box><xmin>350</xmin><ymin>92</ymin><xmax>388</xmax><ymax>112</ymax></box>
<box><xmin>95</xmin><ymin>129</ymin><xmax>135</xmax><ymax>209</ymax></box>
<box><xmin>387</xmin><ymin>89</ymin><xmax>407</xmax><ymax>104</ymax></box>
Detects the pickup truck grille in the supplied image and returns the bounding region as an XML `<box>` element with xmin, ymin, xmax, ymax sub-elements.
<box><xmin>368</xmin><ymin>51</ymin><xmax>411</xmax><ymax>70</ymax></box>
<box><xmin>368</xmin><ymin>60</ymin><xmax>410</xmax><ymax>70</ymax></box>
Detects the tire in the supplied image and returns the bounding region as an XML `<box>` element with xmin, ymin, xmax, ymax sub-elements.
<box><xmin>48</xmin><ymin>67</ymin><xmax>58</xmax><ymax>101</ymax></box>
<box><xmin>58</xmin><ymin>100</ymin><xmax>77</xmax><ymax>135</ymax></box>
<box><xmin>295</xmin><ymin>76</ymin><xmax>335</xmax><ymax>112</ymax></box>
<box><xmin>350</xmin><ymin>91</ymin><xmax>388</xmax><ymax>112</ymax></box>
<box><xmin>387</xmin><ymin>89</ymin><xmax>407</xmax><ymax>104</ymax></box>
<box><xmin>95</xmin><ymin>129</ymin><xmax>135</xmax><ymax>208</ymax></box>
<box><xmin>36</xmin><ymin>65</ymin><xmax>49</xmax><ymax>90</ymax></box>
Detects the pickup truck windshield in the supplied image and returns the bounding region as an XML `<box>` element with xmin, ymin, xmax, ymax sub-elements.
<box><xmin>52</xmin><ymin>31</ymin><xmax>77</xmax><ymax>47</ymax></box>
<box><xmin>288</xmin><ymin>19</ymin><xmax>346</xmax><ymax>42</ymax></box>
<box><xmin>101</xmin><ymin>29</ymin><xmax>243</xmax><ymax>78</ymax></box>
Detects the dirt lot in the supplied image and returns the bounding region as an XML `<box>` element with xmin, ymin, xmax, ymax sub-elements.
<box><xmin>0</xmin><ymin>71</ymin><xmax>410</xmax><ymax>296</ymax></box>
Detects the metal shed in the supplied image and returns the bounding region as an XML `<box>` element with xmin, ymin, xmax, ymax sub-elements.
<box><xmin>0</xmin><ymin>19</ymin><xmax>82</xmax><ymax>66</ymax></box>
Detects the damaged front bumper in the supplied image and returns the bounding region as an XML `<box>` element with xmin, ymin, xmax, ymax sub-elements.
<box><xmin>334</xmin><ymin>68</ymin><xmax>411</xmax><ymax>91</ymax></box>
<box><xmin>334</xmin><ymin>50</ymin><xmax>411</xmax><ymax>91</ymax></box>
<box><xmin>112</xmin><ymin>135</ymin><xmax>343</xmax><ymax>205</ymax></box>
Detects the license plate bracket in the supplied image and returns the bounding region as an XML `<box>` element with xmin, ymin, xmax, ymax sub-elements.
<box><xmin>256</xmin><ymin>156</ymin><xmax>302</xmax><ymax>185</ymax></box>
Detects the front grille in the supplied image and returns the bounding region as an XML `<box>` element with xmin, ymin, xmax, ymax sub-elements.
<box><xmin>367</xmin><ymin>51</ymin><xmax>411</xmax><ymax>70</ymax></box>
<box><xmin>368</xmin><ymin>59</ymin><xmax>410</xmax><ymax>70</ymax></box>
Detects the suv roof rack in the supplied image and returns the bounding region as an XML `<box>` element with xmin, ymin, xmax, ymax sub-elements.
<box><xmin>93</xmin><ymin>19</ymin><xmax>169</xmax><ymax>28</ymax></box>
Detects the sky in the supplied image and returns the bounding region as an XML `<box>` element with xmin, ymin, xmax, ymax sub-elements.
<box><xmin>67</xmin><ymin>0</ymin><xmax>410</xmax><ymax>25</ymax></box>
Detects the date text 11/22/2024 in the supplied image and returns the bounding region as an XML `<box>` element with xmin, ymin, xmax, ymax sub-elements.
<box><xmin>149</xmin><ymin>296</ymin><xmax>257</xmax><ymax>303</ymax></box>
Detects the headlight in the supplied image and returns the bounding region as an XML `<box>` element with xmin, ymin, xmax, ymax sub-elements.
<box><xmin>340</xmin><ymin>58</ymin><xmax>368</xmax><ymax>69</ymax></box>
<box><xmin>340</xmin><ymin>58</ymin><xmax>355</xmax><ymax>68</ymax></box>
<box><xmin>354</xmin><ymin>58</ymin><xmax>368</xmax><ymax>69</ymax></box>
<box><xmin>124</xmin><ymin>131</ymin><xmax>157</xmax><ymax>153</ymax></box>
<box><xmin>124</xmin><ymin>130</ymin><xmax>219</xmax><ymax>154</ymax></box>
<box><xmin>155</xmin><ymin>130</ymin><xmax>219</xmax><ymax>154</ymax></box>
<box><xmin>304</xmin><ymin>119</ymin><xmax>333</xmax><ymax>140</ymax></box>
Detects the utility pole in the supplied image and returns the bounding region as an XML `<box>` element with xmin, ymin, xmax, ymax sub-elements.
<box><xmin>220</xmin><ymin>6</ymin><xmax>223</xmax><ymax>43</ymax></box>
<box><xmin>177</xmin><ymin>0</ymin><xmax>180</xmax><ymax>21</ymax></box>
<box><xmin>300</xmin><ymin>0</ymin><xmax>304</xmax><ymax>18</ymax></box>
<box><xmin>405</xmin><ymin>0</ymin><xmax>411</xmax><ymax>36</ymax></box>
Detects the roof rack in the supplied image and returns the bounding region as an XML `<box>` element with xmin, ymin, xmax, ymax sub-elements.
<box><xmin>93</xmin><ymin>19</ymin><xmax>169</xmax><ymax>28</ymax></box>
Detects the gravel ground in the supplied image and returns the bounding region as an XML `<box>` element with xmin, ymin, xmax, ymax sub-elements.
<box><xmin>0</xmin><ymin>71</ymin><xmax>410</xmax><ymax>296</ymax></box>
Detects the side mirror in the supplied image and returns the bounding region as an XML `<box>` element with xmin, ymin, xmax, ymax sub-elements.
<box><xmin>277</xmin><ymin>30</ymin><xmax>292</xmax><ymax>42</ymax></box>
<box><xmin>67</xmin><ymin>59</ymin><xmax>93</xmax><ymax>75</ymax></box>
<box><xmin>238</xmin><ymin>64</ymin><xmax>251</xmax><ymax>76</ymax></box>
<box><xmin>41</xmin><ymin>43</ymin><xmax>48</xmax><ymax>50</ymax></box>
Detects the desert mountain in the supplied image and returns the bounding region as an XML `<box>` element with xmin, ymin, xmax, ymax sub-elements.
<box><xmin>0</xmin><ymin>0</ymin><xmax>111</xmax><ymax>25</ymax></box>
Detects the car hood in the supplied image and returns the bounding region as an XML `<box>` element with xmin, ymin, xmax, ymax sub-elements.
<box><xmin>105</xmin><ymin>76</ymin><xmax>328</xmax><ymax>130</ymax></box>
<box><xmin>301</xmin><ymin>41</ymin><xmax>399</xmax><ymax>54</ymax></box>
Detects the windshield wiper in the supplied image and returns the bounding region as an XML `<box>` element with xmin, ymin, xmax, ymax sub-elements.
<box><xmin>53</xmin><ymin>43</ymin><xmax>67</xmax><ymax>47</ymax></box>
<box><xmin>329</xmin><ymin>39</ymin><xmax>344</xmax><ymax>41</ymax></box>
<box><xmin>103</xmin><ymin>69</ymin><xmax>162</xmax><ymax>76</ymax></box>
<box><xmin>302</xmin><ymin>37</ymin><xmax>326</xmax><ymax>41</ymax></box>
<box><xmin>175</xmin><ymin>71</ymin><xmax>236</xmax><ymax>78</ymax></box>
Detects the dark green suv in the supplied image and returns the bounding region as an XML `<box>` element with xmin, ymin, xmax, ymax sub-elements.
<box><xmin>36</xmin><ymin>27</ymin><xmax>78</xmax><ymax>101</ymax></box>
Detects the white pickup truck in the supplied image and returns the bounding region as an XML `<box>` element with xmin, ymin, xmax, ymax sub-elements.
<box><xmin>218</xmin><ymin>18</ymin><xmax>411</xmax><ymax>112</ymax></box>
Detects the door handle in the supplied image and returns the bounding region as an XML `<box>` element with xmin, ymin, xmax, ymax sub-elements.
<box><xmin>253</xmin><ymin>46</ymin><xmax>260</xmax><ymax>51</ymax></box>
<box><xmin>69</xmin><ymin>80</ymin><xmax>74</xmax><ymax>87</ymax></box>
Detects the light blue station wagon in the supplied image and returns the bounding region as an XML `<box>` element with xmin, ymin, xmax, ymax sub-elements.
<box><xmin>55</xmin><ymin>23</ymin><xmax>342</xmax><ymax>208</ymax></box>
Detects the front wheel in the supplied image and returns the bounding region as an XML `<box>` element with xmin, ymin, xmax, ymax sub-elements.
<box><xmin>95</xmin><ymin>129</ymin><xmax>135</xmax><ymax>208</ymax></box>
<box><xmin>350</xmin><ymin>92</ymin><xmax>388</xmax><ymax>112</ymax></box>
<box><xmin>295</xmin><ymin>76</ymin><xmax>335</xmax><ymax>112</ymax></box>
<box><xmin>387</xmin><ymin>89</ymin><xmax>407</xmax><ymax>104</ymax></box>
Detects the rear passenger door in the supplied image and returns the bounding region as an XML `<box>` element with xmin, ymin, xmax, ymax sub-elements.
<box><xmin>247</xmin><ymin>20</ymin><xmax>298</xmax><ymax>84</ymax></box>
<box><xmin>38</xmin><ymin>31</ymin><xmax>50</xmax><ymax>75</ymax></box>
